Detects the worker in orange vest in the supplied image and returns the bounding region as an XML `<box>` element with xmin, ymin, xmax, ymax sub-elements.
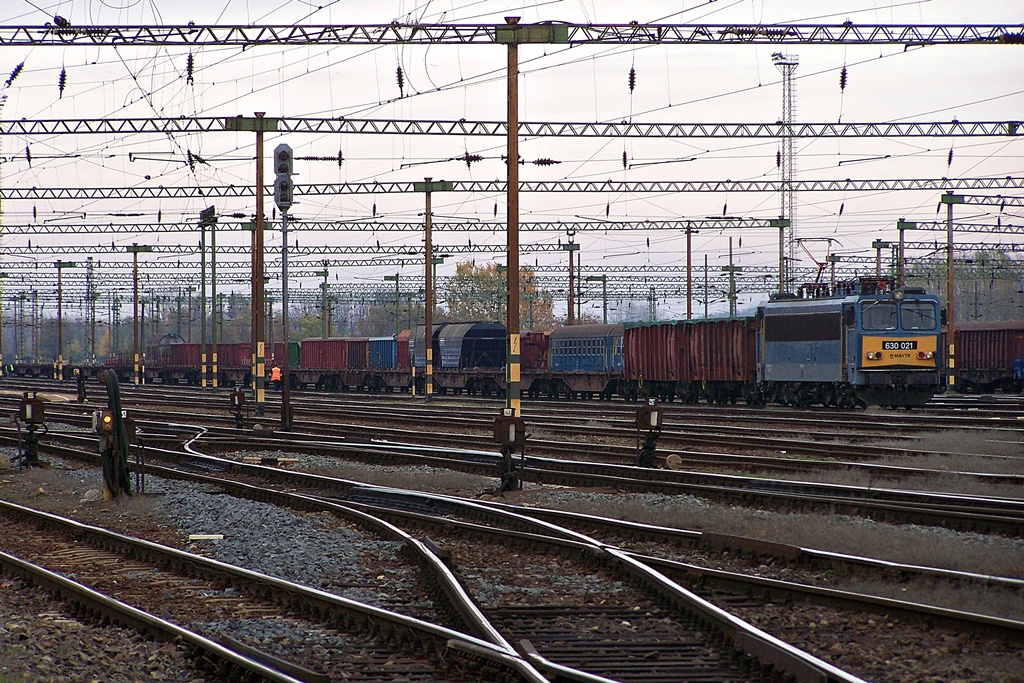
<box><xmin>270</xmin><ymin>366</ymin><xmax>282</xmax><ymax>391</ymax></box>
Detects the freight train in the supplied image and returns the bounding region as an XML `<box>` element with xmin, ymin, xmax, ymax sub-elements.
<box><xmin>943</xmin><ymin>320</ymin><xmax>1024</xmax><ymax>393</ymax></box>
<box><xmin>7</xmin><ymin>278</ymin><xmax>954</xmax><ymax>408</ymax></box>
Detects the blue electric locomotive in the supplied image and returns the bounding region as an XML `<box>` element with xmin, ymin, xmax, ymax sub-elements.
<box><xmin>758</xmin><ymin>280</ymin><xmax>942</xmax><ymax>407</ymax></box>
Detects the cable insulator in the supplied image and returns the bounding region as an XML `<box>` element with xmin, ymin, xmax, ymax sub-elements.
<box><xmin>25</xmin><ymin>146</ymin><xmax>31</xmax><ymax>167</ymax></box>
<box><xmin>372</xmin><ymin>202</ymin><xmax>377</xmax><ymax>217</ymax></box>
<box><xmin>186</xmin><ymin>150</ymin><xmax>196</xmax><ymax>173</ymax></box>
<box><xmin>157</xmin><ymin>210</ymin><xmax>161</xmax><ymax>223</ymax></box>
<box><xmin>186</xmin><ymin>53</ymin><xmax>195</xmax><ymax>85</ymax></box>
<box><xmin>622</xmin><ymin>151</ymin><xmax>628</xmax><ymax>169</ymax></box>
<box><xmin>776</xmin><ymin>150</ymin><xmax>781</xmax><ymax>168</ymax></box>
<box><xmin>5</xmin><ymin>61</ymin><xmax>24</xmax><ymax>88</ymax></box>
<box><xmin>53</xmin><ymin>15</ymin><xmax>71</xmax><ymax>28</ymax></box>
<box><xmin>947</xmin><ymin>148</ymin><xmax>954</xmax><ymax>167</ymax></box>
<box><xmin>628</xmin><ymin>65</ymin><xmax>636</xmax><ymax>93</ymax></box>
<box><xmin>230</xmin><ymin>212</ymin><xmax>246</xmax><ymax>218</ymax></box>
<box><xmin>839</xmin><ymin>202</ymin><xmax>845</xmax><ymax>216</ymax></box>
<box><xmin>337</xmin><ymin>150</ymin><xmax>344</xmax><ymax>167</ymax></box>
<box><xmin>458</xmin><ymin>153</ymin><xmax>483</xmax><ymax>168</ymax></box>
<box><xmin>533</xmin><ymin>158</ymin><xmax>560</xmax><ymax>166</ymax></box>
<box><xmin>723</xmin><ymin>203</ymin><xmax>727</xmax><ymax>216</ymax></box>
<box><xmin>58</xmin><ymin>67</ymin><xmax>67</xmax><ymax>98</ymax></box>
<box><xmin>32</xmin><ymin>206</ymin><xmax>37</xmax><ymax>221</ymax></box>
<box><xmin>396</xmin><ymin>66</ymin><xmax>405</xmax><ymax>97</ymax></box>
<box><xmin>839</xmin><ymin>66</ymin><xmax>848</xmax><ymax>91</ymax></box>
<box><xmin>493</xmin><ymin>202</ymin><xmax>497</xmax><ymax>217</ymax></box>
<box><xmin>605</xmin><ymin>202</ymin><xmax>610</xmax><ymax>217</ymax></box>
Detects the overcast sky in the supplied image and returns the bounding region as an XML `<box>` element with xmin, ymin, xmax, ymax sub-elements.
<box><xmin>1</xmin><ymin>0</ymin><xmax>1022</xmax><ymax>317</ymax></box>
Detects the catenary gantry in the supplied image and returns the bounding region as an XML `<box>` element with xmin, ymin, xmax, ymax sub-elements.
<box><xmin>3</xmin><ymin>177</ymin><xmax>1023</xmax><ymax>201</ymax></box>
<box><xmin>0</xmin><ymin>22</ymin><xmax>1020</xmax><ymax>46</ymax></box>
<box><xmin>3</xmin><ymin>116</ymin><xmax>1020</xmax><ymax>138</ymax></box>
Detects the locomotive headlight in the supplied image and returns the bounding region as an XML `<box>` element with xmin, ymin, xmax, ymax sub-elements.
<box><xmin>917</xmin><ymin>351</ymin><xmax>934</xmax><ymax>360</ymax></box>
<box><xmin>866</xmin><ymin>351</ymin><xmax>881</xmax><ymax>360</ymax></box>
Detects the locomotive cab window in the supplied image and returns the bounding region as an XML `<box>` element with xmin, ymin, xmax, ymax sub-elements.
<box><xmin>900</xmin><ymin>302</ymin><xmax>938</xmax><ymax>331</ymax></box>
<box><xmin>861</xmin><ymin>300</ymin><xmax>898</xmax><ymax>330</ymax></box>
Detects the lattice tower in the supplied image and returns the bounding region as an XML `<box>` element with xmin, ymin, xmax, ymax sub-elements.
<box><xmin>772</xmin><ymin>53</ymin><xmax>799</xmax><ymax>289</ymax></box>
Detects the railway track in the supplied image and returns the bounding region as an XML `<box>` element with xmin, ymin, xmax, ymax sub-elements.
<box><xmin>0</xmin><ymin>548</ymin><xmax>311</xmax><ymax>683</ymax></box>
<box><xmin>9</xmin><ymin>399</ymin><xmax>1024</xmax><ymax>535</ymax></box>
<box><xmin>11</xmin><ymin>431</ymin><xmax>1024</xmax><ymax>626</ymax></box>
<box><xmin>1</xmin><ymin>459</ymin><xmax>865</xmax><ymax>683</ymax></box>
<box><xmin>0</xmin><ymin>498</ymin><xmax>553</xmax><ymax>682</ymax></box>
<box><xmin>8</xmin><ymin>440</ymin><xmax>1024</xmax><ymax>681</ymax></box>
<box><xmin>6</xmin><ymin>377</ymin><xmax>1024</xmax><ymax>436</ymax></box>
<box><xmin>4</xmin><ymin>382</ymin><xmax>1022</xmax><ymax>491</ymax></box>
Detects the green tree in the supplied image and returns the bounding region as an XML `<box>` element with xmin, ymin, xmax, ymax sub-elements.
<box><xmin>293</xmin><ymin>310</ymin><xmax>325</xmax><ymax>340</ymax></box>
<box><xmin>442</xmin><ymin>260</ymin><xmax>556</xmax><ymax>329</ymax></box>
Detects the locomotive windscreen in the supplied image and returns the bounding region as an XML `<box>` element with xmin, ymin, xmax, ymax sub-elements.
<box><xmin>763</xmin><ymin>312</ymin><xmax>841</xmax><ymax>342</ymax></box>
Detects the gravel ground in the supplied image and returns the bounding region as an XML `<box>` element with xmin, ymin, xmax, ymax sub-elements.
<box><xmin>0</xmin><ymin>575</ymin><xmax>208</xmax><ymax>682</ymax></box>
<box><xmin>0</xmin><ymin>451</ymin><xmax>444</xmax><ymax>681</ymax></box>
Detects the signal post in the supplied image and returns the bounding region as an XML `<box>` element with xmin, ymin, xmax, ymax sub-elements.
<box><xmin>226</xmin><ymin>113</ymin><xmax>279</xmax><ymax>418</ymax></box>
<box><xmin>274</xmin><ymin>142</ymin><xmax>295</xmax><ymax>430</ymax></box>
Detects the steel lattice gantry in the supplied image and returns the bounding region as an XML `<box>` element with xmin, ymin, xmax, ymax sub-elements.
<box><xmin>0</xmin><ymin>218</ymin><xmax>875</xmax><ymax>236</ymax></box>
<box><xmin>3</xmin><ymin>217</ymin><xmax>1022</xmax><ymax>237</ymax></box>
<box><xmin>0</xmin><ymin>243</ymin><xmax>576</xmax><ymax>257</ymax></box>
<box><xmin>4</xmin><ymin>116</ymin><xmax>1021</xmax><ymax>138</ymax></box>
<box><xmin>1</xmin><ymin>22</ymin><xmax>1021</xmax><ymax>47</ymax></box>
<box><xmin>3</xmin><ymin>177</ymin><xmax>1023</xmax><ymax>201</ymax></box>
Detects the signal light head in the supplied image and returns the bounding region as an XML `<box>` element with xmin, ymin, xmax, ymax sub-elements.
<box><xmin>273</xmin><ymin>177</ymin><xmax>293</xmax><ymax>209</ymax></box>
<box><xmin>273</xmin><ymin>143</ymin><xmax>294</xmax><ymax>177</ymax></box>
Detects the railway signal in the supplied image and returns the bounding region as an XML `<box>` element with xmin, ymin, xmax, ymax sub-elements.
<box><xmin>494</xmin><ymin>407</ymin><xmax>527</xmax><ymax>492</ymax></box>
<box><xmin>15</xmin><ymin>392</ymin><xmax>48</xmax><ymax>467</ymax></box>
<box><xmin>636</xmin><ymin>399</ymin><xmax>663</xmax><ymax>468</ymax></box>
<box><xmin>273</xmin><ymin>144</ymin><xmax>294</xmax><ymax>211</ymax></box>
<box><xmin>230</xmin><ymin>388</ymin><xmax>247</xmax><ymax>429</ymax></box>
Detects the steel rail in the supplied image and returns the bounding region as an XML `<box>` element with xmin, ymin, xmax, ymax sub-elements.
<box><xmin>5</xmin><ymin>396</ymin><xmax>1023</xmax><ymax>534</ymax></box>
<box><xmin>337</xmin><ymin>489</ymin><xmax>871</xmax><ymax>683</ymax></box>
<box><xmin>0</xmin><ymin>548</ymin><xmax>309</xmax><ymax>683</ymax></box>
<box><xmin>335</xmin><ymin>491</ymin><xmax>1024</xmax><ymax>641</ymax></box>
<box><xmin>0</xmin><ymin>496</ymin><xmax>551</xmax><ymax>683</ymax></box>
<box><xmin>84</xmin><ymin>444</ymin><xmax>873</xmax><ymax>683</ymax></box>
<box><xmin>9</xmin><ymin>419</ymin><xmax>1024</xmax><ymax>639</ymax></box>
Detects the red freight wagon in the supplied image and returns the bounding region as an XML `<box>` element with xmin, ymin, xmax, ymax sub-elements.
<box><xmin>302</xmin><ymin>338</ymin><xmax>361</xmax><ymax>369</ymax></box>
<box><xmin>624</xmin><ymin>317</ymin><xmax>758</xmax><ymax>404</ymax></box>
<box><xmin>624</xmin><ymin>322</ymin><xmax>680</xmax><ymax>385</ymax></box>
<box><xmin>168</xmin><ymin>342</ymin><xmax>200</xmax><ymax>368</ymax></box>
<box><xmin>214</xmin><ymin>342</ymin><xmax>252</xmax><ymax>370</ymax></box>
<box><xmin>301</xmin><ymin>338</ymin><xmax>330</xmax><ymax>368</ymax></box>
<box><xmin>397</xmin><ymin>329</ymin><xmax>411</xmax><ymax>371</ymax></box>
<box><xmin>346</xmin><ymin>338</ymin><xmax>370</xmax><ymax>369</ymax></box>
<box><xmin>678</xmin><ymin>317</ymin><xmax>758</xmax><ymax>384</ymax></box>
<box><xmin>946</xmin><ymin>320</ymin><xmax>1024</xmax><ymax>392</ymax></box>
<box><xmin>105</xmin><ymin>351</ymin><xmax>132</xmax><ymax>367</ymax></box>
<box><xmin>520</xmin><ymin>330</ymin><xmax>550</xmax><ymax>372</ymax></box>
